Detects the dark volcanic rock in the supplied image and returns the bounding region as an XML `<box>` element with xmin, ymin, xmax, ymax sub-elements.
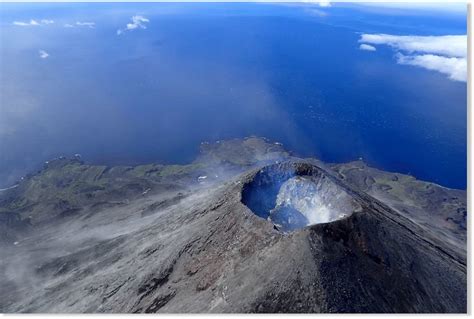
<box><xmin>0</xmin><ymin>137</ymin><xmax>467</xmax><ymax>313</ymax></box>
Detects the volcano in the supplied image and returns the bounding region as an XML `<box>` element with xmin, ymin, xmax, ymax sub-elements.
<box><xmin>0</xmin><ymin>137</ymin><xmax>467</xmax><ymax>313</ymax></box>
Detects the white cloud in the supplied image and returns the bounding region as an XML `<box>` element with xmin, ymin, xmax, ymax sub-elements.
<box><xmin>318</xmin><ymin>1</ymin><xmax>331</xmax><ymax>7</ymax></box>
<box><xmin>64</xmin><ymin>21</ymin><xmax>95</xmax><ymax>29</ymax></box>
<box><xmin>76</xmin><ymin>21</ymin><xmax>95</xmax><ymax>28</ymax></box>
<box><xmin>38</xmin><ymin>50</ymin><xmax>49</xmax><ymax>59</ymax></box>
<box><xmin>13</xmin><ymin>21</ymin><xmax>29</xmax><ymax>26</ymax></box>
<box><xmin>41</xmin><ymin>19</ymin><xmax>54</xmax><ymax>25</ymax></box>
<box><xmin>117</xmin><ymin>15</ymin><xmax>149</xmax><ymax>35</ymax></box>
<box><xmin>13</xmin><ymin>19</ymin><xmax>39</xmax><ymax>26</ymax></box>
<box><xmin>359</xmin><ymin>34</ymin><xmax>466</xmax><ymax>58</ymax></box>
<box><xmin>396</xmin><ymin>53</ymin><xmax>466</xmax><ymax>82</ymax></box>
<box><xmin>13</xmin><ymin>19</ymin><xmax>54</xmax><ymax>27</ymax></box>
<box><xmin>359</xmin><ymin>44</ymin><xmax>376</xmax><ymax>52</ymax></box>
<box><xmin>301</xmin><ymin>0</ymin><xmax>331</xmax><ymax>7</ymax></box>
<box><xmin>126</xmin><ymin>15</ymin><xmax>149</xmax><ymax>30</ymax></box>
<box><xmin>359</xmin><ymin>33</ymin><xmax>467</xmax><ymax>82</ymax></box>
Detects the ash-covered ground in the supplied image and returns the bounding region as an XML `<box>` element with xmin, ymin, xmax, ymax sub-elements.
<box><xmin>0</xmin><ymin>137</ymin><xmax>467</xmax><ymax>313</ymax></box>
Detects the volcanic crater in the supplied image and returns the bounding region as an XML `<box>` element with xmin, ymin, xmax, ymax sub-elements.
<box><xmin>241</xmin><ymin>162</ymin><xmax>362</xmax><ymax>232</ymax></box>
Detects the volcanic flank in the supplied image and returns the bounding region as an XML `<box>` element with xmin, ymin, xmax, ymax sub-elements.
<box><xmin>0</xmin><ymin>137</ymin><xmax>467</xmax><ymax>313</ymax></box>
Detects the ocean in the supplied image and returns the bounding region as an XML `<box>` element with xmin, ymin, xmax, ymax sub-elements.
<box><xmin>0</xmin><ymin>3</ymin><xmax>467</xmax><ymax>188</ymax></box>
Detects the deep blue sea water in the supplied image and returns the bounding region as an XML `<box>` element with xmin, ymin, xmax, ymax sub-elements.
<box><xmin>0</xmin><ymin>3</ymin><xmax>467</xmax><ymax>188</ymax></box>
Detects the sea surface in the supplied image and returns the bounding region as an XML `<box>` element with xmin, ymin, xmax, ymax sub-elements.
<box><xmin>0</xmin><ymin>3</ymin><xmax>467</xmax><ymax>188</ymax></box>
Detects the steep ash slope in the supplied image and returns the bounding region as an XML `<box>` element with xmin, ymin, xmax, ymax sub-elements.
<box><xmin>0</xmin><ymin>137</ymin><xmax>467</xmax><ymax>313</ymax></box>
<box><xmin>331</xmin><ymin>160</ymin><xmax>467</xmax><ymax>259</ymax></box>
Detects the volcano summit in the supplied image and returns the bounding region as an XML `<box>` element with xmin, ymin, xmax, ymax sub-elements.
<box><xmin>241</xmin><ymin>162</ymin><xmax>362</xmax><ymax>231</ymax></box>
